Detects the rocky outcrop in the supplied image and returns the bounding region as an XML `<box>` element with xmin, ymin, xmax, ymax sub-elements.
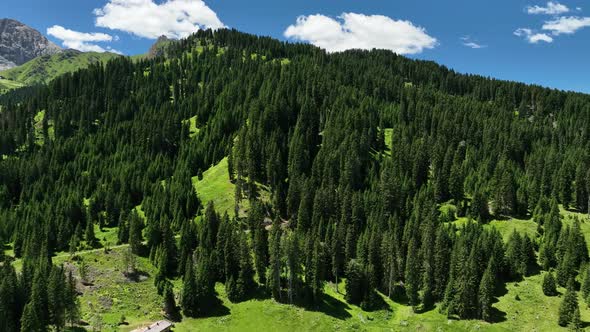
<box><xmin>0</xmin><ymin>18</ymin><xmax>61</xmax><ymax>70</ymax></box>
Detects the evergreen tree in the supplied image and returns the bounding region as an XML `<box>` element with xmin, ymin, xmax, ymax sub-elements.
<box><xmin>404</xmin><ymin>237</ymin><xmax>420</xmax><ymax>309</ymax></box>
<box><xmin>542</xmin><ymin>271</ymin><xmax>558</xmax><ymax>296</ymax></box>
<box><xmin>47</xmin><ymin>266</ymin><xmax>66</xmax><ymax>331</ymax></box>
<box><xmin>478</xmin><ymin>260</ymin><xmax>495</xmax><ymax>322</ymax></box>
<box><xmin>129</xmin><ymin>210</ymin><xmax>144</xmax><ymax>255</ymax></box>
<box><xmin>345</xmin><ymin>259</ymin><xmax>366</xmax><ymax>305</ymax></box>
<box><xmin>558</xmin><ymin>279</ymin><xmax>579</xmax><ymax>327</ymax></box>
<box><xmin>253</xmin><ymin>224</ymin><xmax>269</xmax><ymax>285</ymax></box>
<box><xmin>268</xmin><ymin>217</ymin><xmax>282</xmax><ymax>301</ymax></box>
<box><xmin>181</xmin><ymin>260</ymin><xmax>198</xmax><ymax>317</ymax></box>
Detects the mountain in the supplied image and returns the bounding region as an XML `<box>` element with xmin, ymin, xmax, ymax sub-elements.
<box><xmin>1</xmin><ymin>29</ymin><xmax>590</xmax><ymax>331</ymax></box>
<box><xmin>147</xmin><ymin>35</ymin><xmax>174</xmax><ymax>58</ymax></box>
<box><xmin>0</xmin><ymin>18</ymin><xmax>61</xmax><ymax>70</ymax></box>
<box><xmin>0</xmin><ymin>49</ymin><xmax>120</xmax><ymax>85</ymax></box>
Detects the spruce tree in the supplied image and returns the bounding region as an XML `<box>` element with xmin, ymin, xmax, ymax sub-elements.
<box><xmin>478</xmin><ymin>260</ymin><xmax>495</xmax><ymax>322</ymax></box>
<box><xmin>558</xmin><ymin>279</ymin><xmax>579</xmax><ymax>327</ymax></box>
<box><xmin>181</xmin><ymin>260</ymin><xmax>198</xmax><ymax>317</ymax></box>
<box><xmin>542</xmin><ymin>271</ymin><xmax>558</xmax><ymax>296</ymax></box>
<box><xmin>268</xmin><ymin>217</ymin><xmax>282</xmax><ymax>301</ymax></box>
<box><xmin>48</xmin><ymin>266</ymin><xmax>66</xmax><ymax>331</ymax></box>
<box><xmin>404</xmin><ymin>237</ymin><xmax>420</xmax><ymax>309</ymax></box>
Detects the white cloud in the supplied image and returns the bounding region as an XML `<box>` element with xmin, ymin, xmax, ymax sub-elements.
<box><xmin>47</xmin><ymin>25</ymin><xmax>121</xmax><ymax>53</ymax></box>
<box><xmin>526</xmin><ymin>1</ymin><xmax>569</xmax><ymax>15</ymax></box>
<box><xmin>461</xmin><ymin>36</ymin><xmax>486</xmax><ymax>49</ymax></box>
<box><xmin>514</xmin><ymin>28</ymin><xmax>554</xmax><ymax>43</ymax></box>
<box><xmin>94</xmin><ymin>0</ymin><xmax>225</xmax><ymax>39</ymax></box>
<box><xmin>542</xmin><ymin>16</ymin><xmax>590</xmax><ymax>34</ymax></box>
<box><xmin>284</xmin><ymin>13</ymin><xmax>437</xmax><ymax>54</ymax></box>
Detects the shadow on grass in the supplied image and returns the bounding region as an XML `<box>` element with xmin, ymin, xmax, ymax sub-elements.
<box><xmin>489</xmin><ymin>306</ymin><xmax>507</xmax><ymax>323</ymax></box>
<box><xmin>204</xmin><ymin>297</ymin><xmax>231</xmax><ymax>318</ymax></box>
<box><xmin>183</xmin><ymin>296</ymin><xmax>231</xmax><ymax>320</ymax></box>
<box><xmin>315</xmin><ymin>292</ymin><xmax>353</xmax><ymax>320</ymax></box>
<box><xmin>64</xmin><ymin>327</ymin><xmax>87</xmax><ymax>332</ymax></box>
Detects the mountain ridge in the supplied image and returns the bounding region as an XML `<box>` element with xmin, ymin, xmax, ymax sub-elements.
<box><xmin>0</xmin><ymin>18</ymin><xmax>61</xmax><ymax>70</ymax></box>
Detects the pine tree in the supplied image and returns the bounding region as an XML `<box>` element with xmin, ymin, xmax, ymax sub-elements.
<box><xmin>129</xmin><ymin>210</ymin><xmax>144</xmax><ymax>255</ymax></box>
<box><xmin>542</xmin><ymin>271</ymin><xmax>558</xmax><ymax>296</ymax></box>
<box><xmin>64</xmin><ymin>271</ymin><xmax>80</xmax><ymax>328</ymax></box>
<box><xmin>84</xmin><ymin>219</ymin><xmax>97</xmax><ymax>248</ymax></box>
<box><xmin>404</xmin><ymin>237</ymin><xmax>420</xmax><ymax>309</ymax></box>
<box><xmin>48</xmin><ymin>266</ymin><xmax>66</xmax><ymax>331</ymax></box>
<box><xmin>181</xmin><ymin>260</ymin><xmax>198</xmax><ymax>317</ymax></box>
<box><xmin>268</xmin><ymin>217</ymin><xmax>282</xmax><ymax>301</ymax></box>
<box><xmin>253</xmin><ymin>224</ymin><xmax>269</xmax><ymax>285</ymax></box>
<box><xmin>237</xmin><ymin>231</ymin><xmax>256</xmax><ymax>300</ymax></box>
<box><xmin>162</xmin><ymin>281</ymin><xmax>177</xmax><ymax>320</ymax></box>
<box><xmin>345</xmin><ymin>259</ymin><xmax>365</xmax><ymax>305</ymax></box>
<box><xmin>20</xmin><ymin>301</ymin><xmax>42</xmax><ymax>332</ymax></box>
<box><xmin>558</xmin><ymin>279</ymin><xmax>579</xmax><ymax>327</ymax></box>
<box><xmin>478</xmin><ymin>260</ymin><xmax>495</xmax><ymax>322</ymax></box>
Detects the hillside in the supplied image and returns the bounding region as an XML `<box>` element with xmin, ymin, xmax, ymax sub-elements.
<box><xmin>1</xmin><ymin>29</ymin><xmax>590</xmax><ymax>332</ymax></box>
<box><xmin>0</xmin><ymin>49</ymin><xmax>120</xmax><ymax>86</ymax></box>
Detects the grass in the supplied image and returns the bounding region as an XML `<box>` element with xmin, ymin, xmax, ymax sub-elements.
<box><xmin>32</xmin><ymin>110</ymin><xmax>55</xmax><ymax>145</ymax></box>
<box><xmin>485</xmin><ymin>218</ymin><xmax>538</xmax><ymax>242</ymax></box>
<box><xmin>0</xmin><ymin>50</ymin><xmax>120</xmax><ymax>85</ymax></box>
<box><xmin>383</xmin><ymin>128</ymin><xmax>393</xmax><ymax>154</ymax></box>
<box><xmin>53</xmin><ymin>246</ymin><xmax>162</xmax><ymax>332</ymax></box>
<box><xmin>182</xmin><ymin>115</ymin><xmax>200</xmax><ymax>138</ymax></box>
<box><xmin>0</xmin><ymin>78</ymin><xmax>24</xmax><ymax>93</ymax></box>
<box><xmin>193</xmin><ymin>157</ymin><xmax>239</xmax><ymax>217</ymax></box>
<box><xmin>4</xmin><ymin>203</ymin><xmax>589</xmax><ymax>331</ymax></box>
<box><xmin>192</xmin><ymin>157</ymin><xmax>270</xmax><ymax>218</ymax></box>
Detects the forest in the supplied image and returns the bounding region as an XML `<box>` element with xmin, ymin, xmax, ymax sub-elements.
<box><xmin>1</xmin><ymin>28</ymin><xmax>590</xmax><ymax>331</ymax></box>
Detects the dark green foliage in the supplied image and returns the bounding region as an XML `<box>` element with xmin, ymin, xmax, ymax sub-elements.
<box><xmin>404</xmin><ymin>237</ymin><xmax>420</xmax><ymax>309</ymax></box>
<box><xmin>558</xmin><ymin>279</ymin><xmax>579</xmax><ymax>327</ymax></box>
<box><xmin>268</xmin><ymin>217</ymin><xmax>282</xmax><ymax>301</ymax></box>
<box><xmin>542</xmin><ymin>271</ymin><xmax>558</xmax><ymax>296</ymax></box>
<box><xmin>162</xmin><ymin>281</ymin><xmax>178</xmax><ymax>320</ymax></box>
<box><xmin>181</xmin><ymin>260</ymin><xmax>198</xmax><ymax>317</ymax></box>
<box><xmin>47</xmin><ymin>266</ymin><xmax>66</xmax><ymax>330</ymax></box>
<box><xmin>344</xmin><ymin>259</ymin><xmax>366</xmax><ymax>305</ymax></box>
<box><xmin>478</xmin><ymin>260</ymin><xmax>495</xmax><ymax>322</ymax></box>
<box><xmin>1</xmin><ymin>27</ymin><xmax>590</xmax><ymax>329</ymax></box>
<box><xmin>128</xmin><ymin>210</ymin><xmax>144</xmax><ymax>255</ymax></box>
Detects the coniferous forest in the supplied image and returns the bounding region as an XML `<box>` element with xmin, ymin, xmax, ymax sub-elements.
<box><xmin>1</xmin><ymin>29</ymin><xmax>590</xmax><ymax>331</ymax></box>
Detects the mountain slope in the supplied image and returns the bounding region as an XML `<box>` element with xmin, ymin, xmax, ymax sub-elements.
<box><xmin>0</xmin><ymin>18</ymin><xmax>61</xmax><ymax>70</ymax></box>
<box><xmin>1</xmin><ymin>29</ymin><xmax>590</xmax><ymax>332</ymax></box>
<box><xmin>0</xmin><ymin>49</ymin><xmax>120</xmax><ymax>85</ymax></box>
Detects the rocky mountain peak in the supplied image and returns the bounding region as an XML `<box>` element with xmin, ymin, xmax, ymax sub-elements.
<box><xmin>0</xmin><ymin>18</ymin><xmax>61</xmax><ymax>70</ymax></box>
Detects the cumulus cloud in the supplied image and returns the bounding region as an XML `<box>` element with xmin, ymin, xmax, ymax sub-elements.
<box><xmin>461</xmin><ymin>36</ymin><xmax>486</xmax><ymax>49</ymax></box>
<box><xmin>514</xmin><ymin>28</ymin><xmax>554</xmax><ymax>43</ymax></box>
<box><xmin>526</xmin><ymin>1</ymin><xmax>570</xmax><ymax>15</ymax></box>
<box><xmin>47</xmin><ymin>25</ymin><xmax>121</xmax><ymax>53</ymax></box>
<box><xmin>542</xmin><ymin>16</ymin><xmax>590</xmax><ymax>34</ymax></box>
<box><xmin>284</xmin><ymin>13</ymin><xmax>437</xmax><ymax>54</ymax></box>
<box><xmin>94</xmin><ymin>0</ymin><xmax>225</xmax><ymax>39</ymax></box>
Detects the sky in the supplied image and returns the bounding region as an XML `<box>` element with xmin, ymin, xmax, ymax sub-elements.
<box><xmin>3</xmin><ymin>0</ymin><xmax>590</xmax><ymax>93</ymax></box>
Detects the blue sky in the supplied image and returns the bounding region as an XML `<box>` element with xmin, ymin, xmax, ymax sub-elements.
<box><xmin>3</xmin><ymin>0</ymin><xmax>590</xmax><ymax>93</ymax></box>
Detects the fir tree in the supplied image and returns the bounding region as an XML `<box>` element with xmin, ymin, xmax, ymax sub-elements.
<box><xmin>558</xmin><ymin>279</ymin><xmax>579</xmax><ymax>327</ymax></box>
<box><xmin>478</xmin><ymin>260</ymin><xmax>495</xmax><ymax>322</ymax></box>
<box><xmin>542</xmin><ymin>271</ymin><xmax>558</xmax><ymax>296</ymax></box>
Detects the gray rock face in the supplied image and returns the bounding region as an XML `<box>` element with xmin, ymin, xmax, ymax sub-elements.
<box><xmin>0</xmin><ymin>18</ymin><xmax>61</xmax><ymax>70</ymax></box>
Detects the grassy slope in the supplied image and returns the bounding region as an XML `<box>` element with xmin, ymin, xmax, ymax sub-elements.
<box><xmin>0</xmin><ymin>78</ymin><xmax>24</xmax><ymax>93</ymax></box>
<box><xmin>192</xmin><ymin>157</ymin><xmax>238</xmax><ymax>217</ymax></box>
<box><xmin>0</xmin><ymin>50</ymin><xmax>120</xmax><ymax>85</ymax></box>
